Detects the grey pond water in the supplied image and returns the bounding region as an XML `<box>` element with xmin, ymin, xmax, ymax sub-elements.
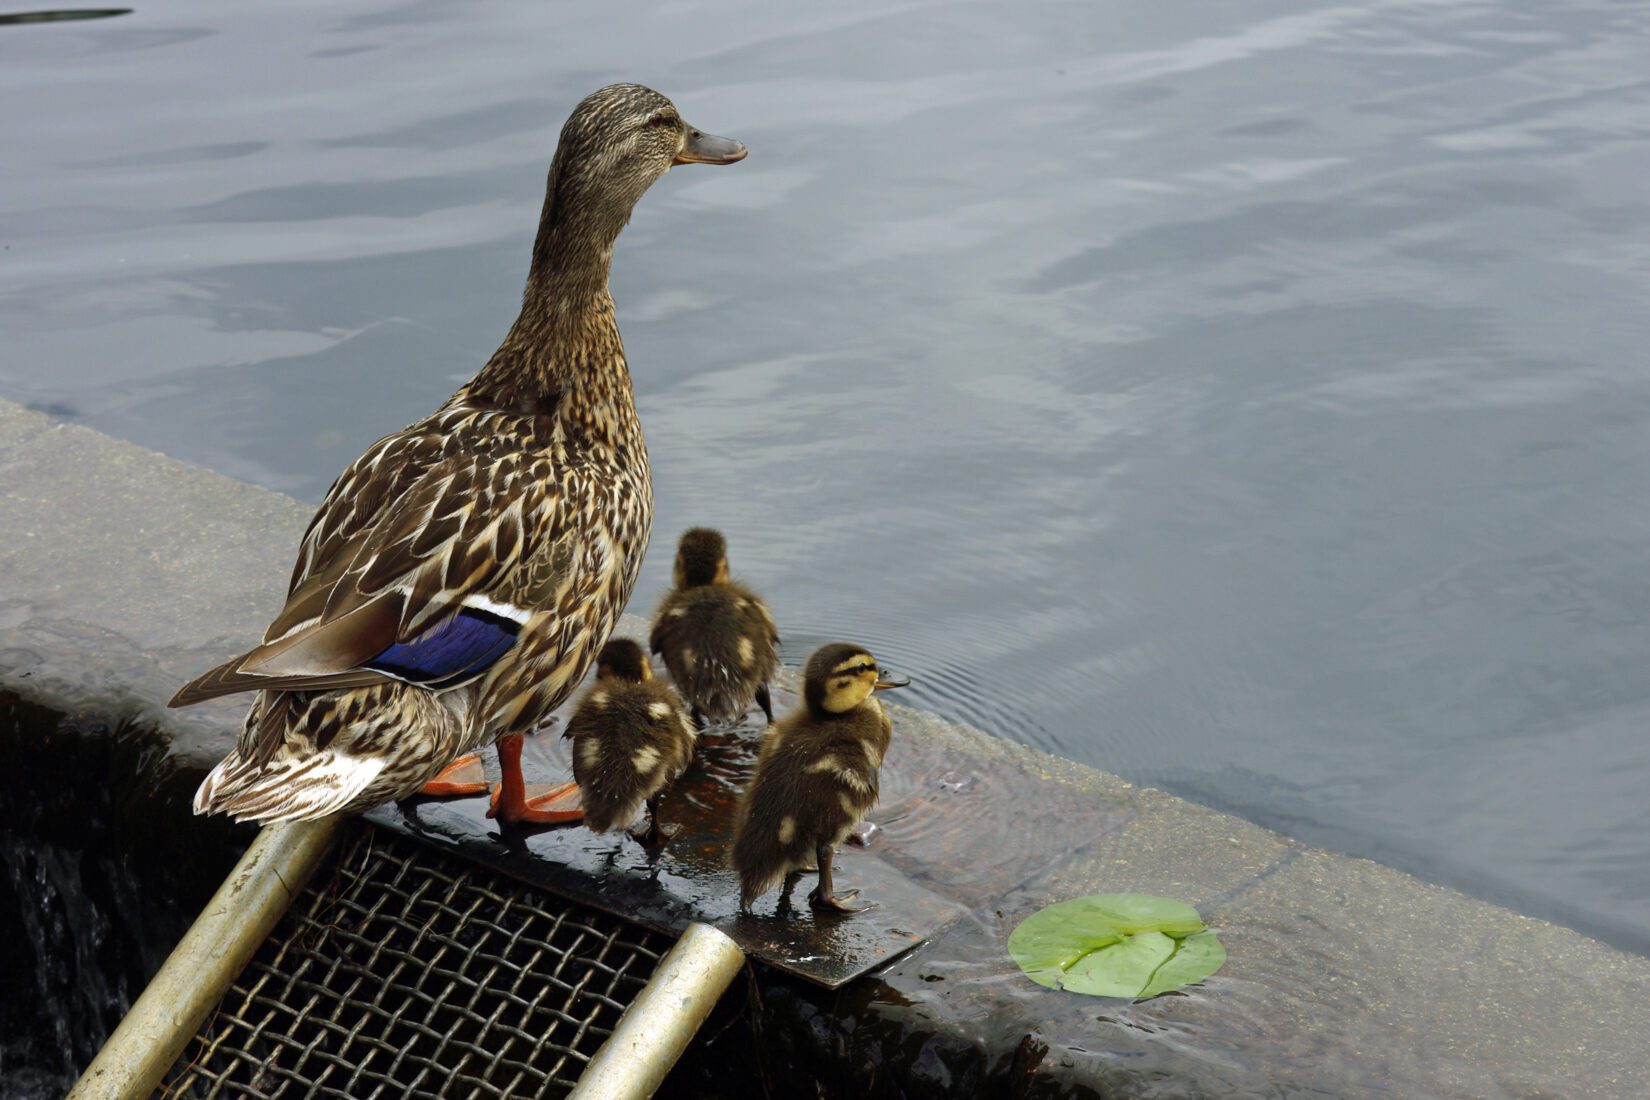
<box><xmin>4</xmin><ymin>1</ymin><xmax>1649</xmax><ymax>958</ymax></box>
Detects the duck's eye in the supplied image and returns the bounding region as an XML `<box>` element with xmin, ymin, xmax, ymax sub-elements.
<box><xmin>647</xmin><ymin>113</ymin><xmax>673</xmax><ymax>128</ymax></box>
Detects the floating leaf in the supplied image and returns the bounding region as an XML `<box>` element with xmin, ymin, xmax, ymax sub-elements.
<box><xmin>1008</xmin><ymin>894</ymin><xmax>1224</xmax><ymax>999</ymax></box>
<box><xmin>1139</xmin><ymin>928</ymin><xmax>1226</xmax><ymax>997</ymax></box>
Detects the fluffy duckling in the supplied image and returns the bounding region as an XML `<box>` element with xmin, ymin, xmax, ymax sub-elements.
<box><xmin>563</xmin><ymin>639</ymin><xmax>696</xmax><ymax>844</ymax></box>
<box><xmin>651</xmin><ymin>528</ymin><xmax>780</xmax><ymax>727</ymax></box>
<box><xmin>732</xmin><ymin>643</ymin><xmax>908</xmax><ymax>914</ymax></box>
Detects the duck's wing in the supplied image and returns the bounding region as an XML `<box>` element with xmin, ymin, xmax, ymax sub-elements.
<box><xmin>172</xmin><ymin>413</ymin><xmax>549</xmax><ymax>709</ymax></box>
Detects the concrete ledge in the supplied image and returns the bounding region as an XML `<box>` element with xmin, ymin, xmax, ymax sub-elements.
<box><xmin>0</xmin><ymin>398</ymin><xmax>309</xmax><ymax>764</ymax></box>
<box><xmin>3</xmin><ymin>397</ymin><xmax>1646</xmax><ymax>1098</ymax></box>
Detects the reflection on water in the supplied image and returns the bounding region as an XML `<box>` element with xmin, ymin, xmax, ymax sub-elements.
<box><xmin>0</xmin><ymin>9</ymin><xmax>130</xmax><ymax>26</ymax></box>
<box><xmin>4</xmin><ymin>0</ymin><xmax>1650</xmax><ymax>962</ymax></box>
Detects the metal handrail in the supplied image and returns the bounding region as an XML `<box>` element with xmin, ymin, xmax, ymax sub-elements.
<box><xmin>67</xmin><ymin>818</ymin><xmax>340</xmax><ymax>1100</ymax></box>
<box><xmin>568</xmin><ymin>921</ymin><xmax>746</xmax><ymax>1100</ymax></box>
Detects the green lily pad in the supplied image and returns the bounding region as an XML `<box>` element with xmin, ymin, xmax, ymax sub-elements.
<box><xmin>1008</xmin><ymin>893</ymin><xmax>1225</xmax><ymax>998</ymax></box>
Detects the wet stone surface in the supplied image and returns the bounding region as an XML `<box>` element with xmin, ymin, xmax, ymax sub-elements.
<box><xmin>369</xmin><ymin>660</ymin><xmax>1125</xmax><ymax>988</ymax></box>
<box><xmin>6</xmin><ymin>399</ymin><xmax>1650</xmax><ymax>1098</ymax></box>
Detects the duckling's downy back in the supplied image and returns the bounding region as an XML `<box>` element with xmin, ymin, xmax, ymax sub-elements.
<box><xmin>564</xmin><ymin>674</ymin><xmax>696</xmax><ymax>833</ymax></box>
<box><xmin>652</xmin><ymin>581</ymin><xmax>779</xmax><ymax>723</ymax></box>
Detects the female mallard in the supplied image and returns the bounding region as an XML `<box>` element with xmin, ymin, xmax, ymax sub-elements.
<box><xmin>650</xmin><ymin>527</ymin><xmax>780</xmax><ymax>726</ymax></box>
<box><xmin>562</xmin><ymin>638</ymin><xmax>696</xmax><ymax>845</ymax></box>
<box><xmin>169</xmin><ymin>84</ymin><xmax>745</xmax><ymax>824</ymax></box>
<box><xmin>732</xmin><ymin>643</ymin><xmax>908</xmax><ymax>914</ymax></box>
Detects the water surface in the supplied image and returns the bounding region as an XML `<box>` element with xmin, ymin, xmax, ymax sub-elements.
<box><xmin>4</xmin><ymin>0</ymin><xmax>1650</xmax><ymax>953</ymax></box>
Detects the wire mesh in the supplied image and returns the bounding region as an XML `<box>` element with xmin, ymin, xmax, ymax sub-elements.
<box><xmin>161</xmin><ymin>822</ymin><xmax>669</xmax><ymax>1099</ymax></box>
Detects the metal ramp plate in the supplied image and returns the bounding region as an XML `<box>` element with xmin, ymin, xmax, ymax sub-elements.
<box><xmin>164</xmin><ymin>823</ymin><xmax>668</xmax><ymax>1098</ymax></box>
<box><xmin>367</xmin><ymin>701</ymin><xmax>971</xmax><ymax>988</ymax></box>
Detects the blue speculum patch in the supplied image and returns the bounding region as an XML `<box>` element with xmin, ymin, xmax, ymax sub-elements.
<box><xmin>366</xmin><ymin>607</ymin><xmax>520</xmax><ymax>689</ymax></box>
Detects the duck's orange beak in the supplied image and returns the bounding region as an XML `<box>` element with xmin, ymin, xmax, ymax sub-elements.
<box><xmin>675</xmin><ymin>127</ymin><xmax>747</xmax><ymax>165</ymax></box>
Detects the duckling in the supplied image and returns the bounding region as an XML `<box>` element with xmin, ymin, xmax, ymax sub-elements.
<box><xmin>650</xmin><ymin>528</ymin><xmax>780</xmax><ymax>727</ymax></box>
<box><xmin>732</xmin><ymin>643</ymin><xmax>908</xmax><ymax>914</ymax></box>
<box><xmin>562</xmin><ymin>639</ymin><xmax>696</xmax><ymax>845</ymax></box>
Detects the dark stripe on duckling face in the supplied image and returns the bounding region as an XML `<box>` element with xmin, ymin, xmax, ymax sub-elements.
<box><xmin>803</xmin><ymin>643</ymin><xmax>886</xmax><ymax>715</ymax></box>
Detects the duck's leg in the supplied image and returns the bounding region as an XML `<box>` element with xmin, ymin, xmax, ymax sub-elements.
<box><xmin>754</xmin><ymin>684</ymin><xmax>775</xmax><ymax>725</ymax></box>
<box><xmin>634</xmin><ymin>792</ymin><xmax>681</xmax><ymax>846</ymax></box>
<box><xmin>418</xmin><ymin>754</ymin><xmax>488</xmax><ymax>797</ymax></box>
<box><xmin>808</xmin><ymin>843</ymin><xmax>872</xmax><ymax>914</ymax></box>
<box><xmin>486</xmin><ymin>733</ymin><xmax>584</xmax><ymax>825</ymax></box>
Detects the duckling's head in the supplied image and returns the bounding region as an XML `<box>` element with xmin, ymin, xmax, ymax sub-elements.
<box><xmin>595</xmin><ymin>638</ymin><xmax>652</xmax><ymax>683</ymax></box>
<box><xmin>674</xmin><ymin>527</ymin><xmax>730</xmax><ymax>588</ymax></box>
<box><xmin>803</xmin><ymin>643</ymin><xmax>910</xmax><ymax>717</ymax></box>
<box><xmin>538</xmin><ymin>84</ymin><xmax>745</xmax><ymax>256</ymax></box>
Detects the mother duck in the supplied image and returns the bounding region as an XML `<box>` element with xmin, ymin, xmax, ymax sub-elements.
<box><xmin>170</xmin><ymin>84</ymin><xmax>745</xmax><ymax>824</ymax></box>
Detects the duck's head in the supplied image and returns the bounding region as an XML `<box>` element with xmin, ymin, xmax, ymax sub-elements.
<box><xmin>541</xmin><ymin>84</ymin><xmax>745</xmax><ymax>246</ymax></box>
<box><xmin>803</xmin><ymin>643</ymin><xmax>909</xmax><ymax>717</ymax></box>
<box><xmin>674</xmin><ymin>527</ymin><xmax>730</xmax><ymax>588</ymax></box>
<box><xmin>595</xmin><ymin>638</ymin><xmax>652</xmax><ymax>683</ymax></box>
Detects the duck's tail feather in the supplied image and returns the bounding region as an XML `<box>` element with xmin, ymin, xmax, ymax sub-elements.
<box><xmin>193</xmin><ymin>749</ymin><xmax>389</xmax><ymax>823</ymax></box>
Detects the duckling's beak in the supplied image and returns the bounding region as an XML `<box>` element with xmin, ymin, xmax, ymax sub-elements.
<box><xmin>873</xmin><ymin>672</ymin><xmax>911</xmax><ymax>691</ymax></box>
<box><xmin>675</xmin><ymin>127</ymin><xmax>747</xmax><ymax>166</ymax></box>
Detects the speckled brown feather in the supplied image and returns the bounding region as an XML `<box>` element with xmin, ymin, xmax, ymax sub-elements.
<box><xmin>172</xmin><ymin>85</ymin><xmax>731</xmax><ymax>822</ymax></box>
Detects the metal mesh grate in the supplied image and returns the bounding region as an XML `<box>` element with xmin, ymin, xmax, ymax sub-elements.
<box><xmin>161</xmin><ymin>823</ymin><xmax>669</xmax><ymax>1099</ymax></box>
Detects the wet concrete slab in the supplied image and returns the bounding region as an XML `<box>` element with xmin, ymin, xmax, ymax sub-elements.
<box><xmin>0</xmin><ymin>399</ymin><xmax>309</xmax><ymax>766</ymax></box>
<box><xmin>367</xmin><ymin>691</ymin><xmax>975</xmax><ymax>988</ymax></box>
<box><xmin>6</xmin><ymin>396</ymin><xmax>1650</xmax><ymax>1098</ymax></box>
<box><xmin>367</xmin><ymin>650</ymin><xmax>1122</xmax><ymax>988</ymax></box>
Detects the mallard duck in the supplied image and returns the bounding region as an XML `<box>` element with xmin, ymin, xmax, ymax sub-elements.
<box><xmin>168</xmin><ymin>84</ymin><xmax>745</xmax><ymax>824</ymax></box>
<box><xmin>560</xmin><ymin>638</ymin><xmax>695</xmax><ymax>844</ymax></box>
<box><xmin>732</xmin><ymin>643</ymin><xmax>908</xmax><ymax>914</ymax></box>
<box><xmin>650</xmin><ymin>527</ymin><xmax>780</xmax><ymax>727</ymax></box>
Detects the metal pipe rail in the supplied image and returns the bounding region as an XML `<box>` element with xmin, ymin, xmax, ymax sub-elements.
<box><xmin>69</xmin><ymin>815</ymin><xmax>743</xmax><ymax>1099</ymax></box>
<box><xmin>67</xmin><ymin>818</ymin><xmax>341</xmax><ymax>1100</ymax></box>
<box><xmin>568</xmin><ymin>921</ymin><xmax>746</xmax><ymax>1100</ymax></box>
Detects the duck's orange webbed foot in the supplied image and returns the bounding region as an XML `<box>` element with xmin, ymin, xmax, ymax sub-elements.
<box><xmin>419</xmin><ymin>754</ymin><xmax>488</xmax><ymax>797</ymax></box>
<box><xmin>485</xmin><ymin>733</ymin><xmax>584</xmax><ymax>825</ymax></box>
<box><xmin>487</xmin><ymin>780</ymin><xmax>583</xmax><ymax>824</ymax></box>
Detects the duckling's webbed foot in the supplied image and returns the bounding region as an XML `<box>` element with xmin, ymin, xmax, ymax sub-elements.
<box><xmin>633</xmin><ymin>795</ymin><xmax>680</xmax><ymax>846</ymax></box>
<box><xmin>808</xmin><ymin>886</ymin><xmax>872</xmax><ymax>914</ymax></box>
<box><xmin>807</xmin><ymin>843</ymin><xmax>873</xmax><ymax>915</ymax></box>
<box><xmin>635</xmin><ymin>820</ymin><xmax>681</xmax><ymax>846</ymax></box>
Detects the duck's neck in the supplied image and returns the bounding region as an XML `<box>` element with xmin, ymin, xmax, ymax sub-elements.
<box><xmin>458</xmin><ymin>184</ymin><xmax>644</xmax><ymax>460</ymax></box>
